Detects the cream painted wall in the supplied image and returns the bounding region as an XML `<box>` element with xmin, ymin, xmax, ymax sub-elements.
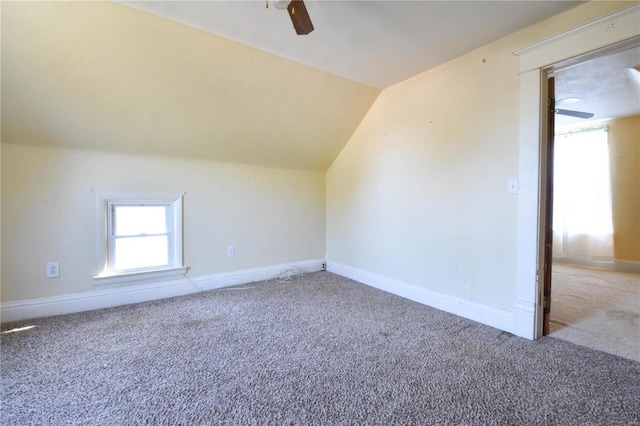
<box><xmin>1</xmin><ymin>143</ymin><xmax>325</xmax><ymax>302</ymax></box>
<box><xmin>326</xmin><ymin>2</ymin><xmax>635</xmax><ymax>313</ymax></box>
<box><xmin>607</xmin><ymin>115</ymin><xmax>639</xmax><ymax>261</ymax></box>
<box><xmin>327</xmin><ymin>41</ymin><xmax>520</xmax><ymax>311</ymax></box>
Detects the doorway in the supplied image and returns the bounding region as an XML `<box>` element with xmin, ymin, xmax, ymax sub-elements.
<box><xmin>542</xmin><ymin>46</ymin><xmax>640</xmax><ymax>361</ymax></box>
<box><xmin>513</xmin><ymin>3</ymin><xmax>640</xmax><ymax>341</ymax></box>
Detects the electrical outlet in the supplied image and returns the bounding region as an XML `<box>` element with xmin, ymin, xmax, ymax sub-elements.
<box><xmin>46</xmin><ymin>262</ymin><xmax>60</xmax><ymax>278</ymax></box>
<box><xmin>227</xmin><ymin>246</ymin><xmax>235</xmax><ymax>257</ymax></box>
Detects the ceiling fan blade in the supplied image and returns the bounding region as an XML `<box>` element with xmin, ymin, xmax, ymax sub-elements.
<box><xmin>555</xmin><ymin>108</ymin><xmax>594</xmax><ymax>119</ymax></box>
<box><xmin>287</xmin><ymin>0</ymin><xmax>314</xmax><ymax>35</ymax></box>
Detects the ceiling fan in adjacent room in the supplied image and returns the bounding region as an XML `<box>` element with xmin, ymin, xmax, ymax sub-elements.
<box><xmin>555</xmin><ymin>97</ymin><xmax>594</xmax><ymax>119</ymax></box>
<box><xmin>269</xmin><ymin>0</ymin><xmax>314</xmax><ymax>35</ymax></box>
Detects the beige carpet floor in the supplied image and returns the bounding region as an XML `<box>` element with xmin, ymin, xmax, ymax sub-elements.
<box><xmin>549</xmin><ymin>263</ymin><xmax>640</xmax><ymax>361</ymax></box>
<box><xmin>3</xmin><ymin>271</ymin><xmax>640</xmax><ymax>424</ymax></box>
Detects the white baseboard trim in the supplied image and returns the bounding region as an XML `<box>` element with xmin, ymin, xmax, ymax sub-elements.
<box><xmin>0</xmin><ymin>259</ymin><xmax>326</xmax><ymax>323</ymax></box>
<box><xmin>553</xmin><ymin>256</ymin><xmax>640</xmax><ymax>273</ymax></box>
<box><xmin>327</xmin><ymin>261</ymin><xmax>515</xmax><ymax>335</ymax></box>
<box><xmin>513</xmin><ymin>299</ymin><xmax>537</xmax><ymax>340</ymax></box>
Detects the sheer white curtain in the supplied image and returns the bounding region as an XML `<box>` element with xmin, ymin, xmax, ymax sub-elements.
<box><xmin>552</xmin><ymin>126</ymin><xmax>614</xmax><ymax>260</ymax></box>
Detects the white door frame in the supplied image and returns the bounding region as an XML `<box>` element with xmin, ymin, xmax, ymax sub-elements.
<box><xmin>512</xmin><ymin>4</ymin><xmax>640</xmax><ymax>339</ymax></box>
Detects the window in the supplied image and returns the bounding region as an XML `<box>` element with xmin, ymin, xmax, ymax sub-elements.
<box><xmin>552</xmin><ymin>126</ymin><xmax>613</xmax><ymax>259</ymax></box>
<box><xmin>94</xmin><ymin>195</ymin><xmax>185</xmax><ymax>284</ymax></box>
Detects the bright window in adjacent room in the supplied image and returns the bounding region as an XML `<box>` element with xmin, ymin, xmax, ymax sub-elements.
<box><xmin>95</xmin><ymin>196</ymin><xmax>185</xmax><ymax>283</ymax></box>
<box><xmin>552</xmin><ymin>126</ymin><xmax>614</xmax><ymax>259</ymax></box>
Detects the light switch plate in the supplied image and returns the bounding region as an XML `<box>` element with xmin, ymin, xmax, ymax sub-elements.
<box><xmin>508</xmin><ymin>179</ymin><xmax>519</xmax><ymax>194</ymax></box>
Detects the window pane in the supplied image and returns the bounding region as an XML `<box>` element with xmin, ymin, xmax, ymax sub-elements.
<box><xmin>114</xmin><ymin>236</ymin><xmax>169</xmax><ymax>270</ymax></box>
<box><xmin>114</xmin><ymin>205</ymin><xmax>168</xmax><ymax>236</ymax></box>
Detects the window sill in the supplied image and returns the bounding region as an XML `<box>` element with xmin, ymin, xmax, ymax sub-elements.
<box><xmin>93</xmin><ymin>267</ymin><xmax>188</xmax><ymax>285</ymax></box>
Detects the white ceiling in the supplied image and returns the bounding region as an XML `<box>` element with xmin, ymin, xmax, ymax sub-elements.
<box><xmin>119</xmin><ymin>0</ymin><xmax>585</xmax><ymax>89</ymax></box>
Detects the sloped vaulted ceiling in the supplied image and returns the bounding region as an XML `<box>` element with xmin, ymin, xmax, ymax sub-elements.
<box><xmin>1</xmin><ymin>1</ymin><xmax>380</xmax><ymax>171</ymax></box>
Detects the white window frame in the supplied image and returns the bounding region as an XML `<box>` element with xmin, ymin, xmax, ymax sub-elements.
<box><xmin>94</xmin><ymin>194</ymin><xmax>186</xmax><ymax>285</ymax></box>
